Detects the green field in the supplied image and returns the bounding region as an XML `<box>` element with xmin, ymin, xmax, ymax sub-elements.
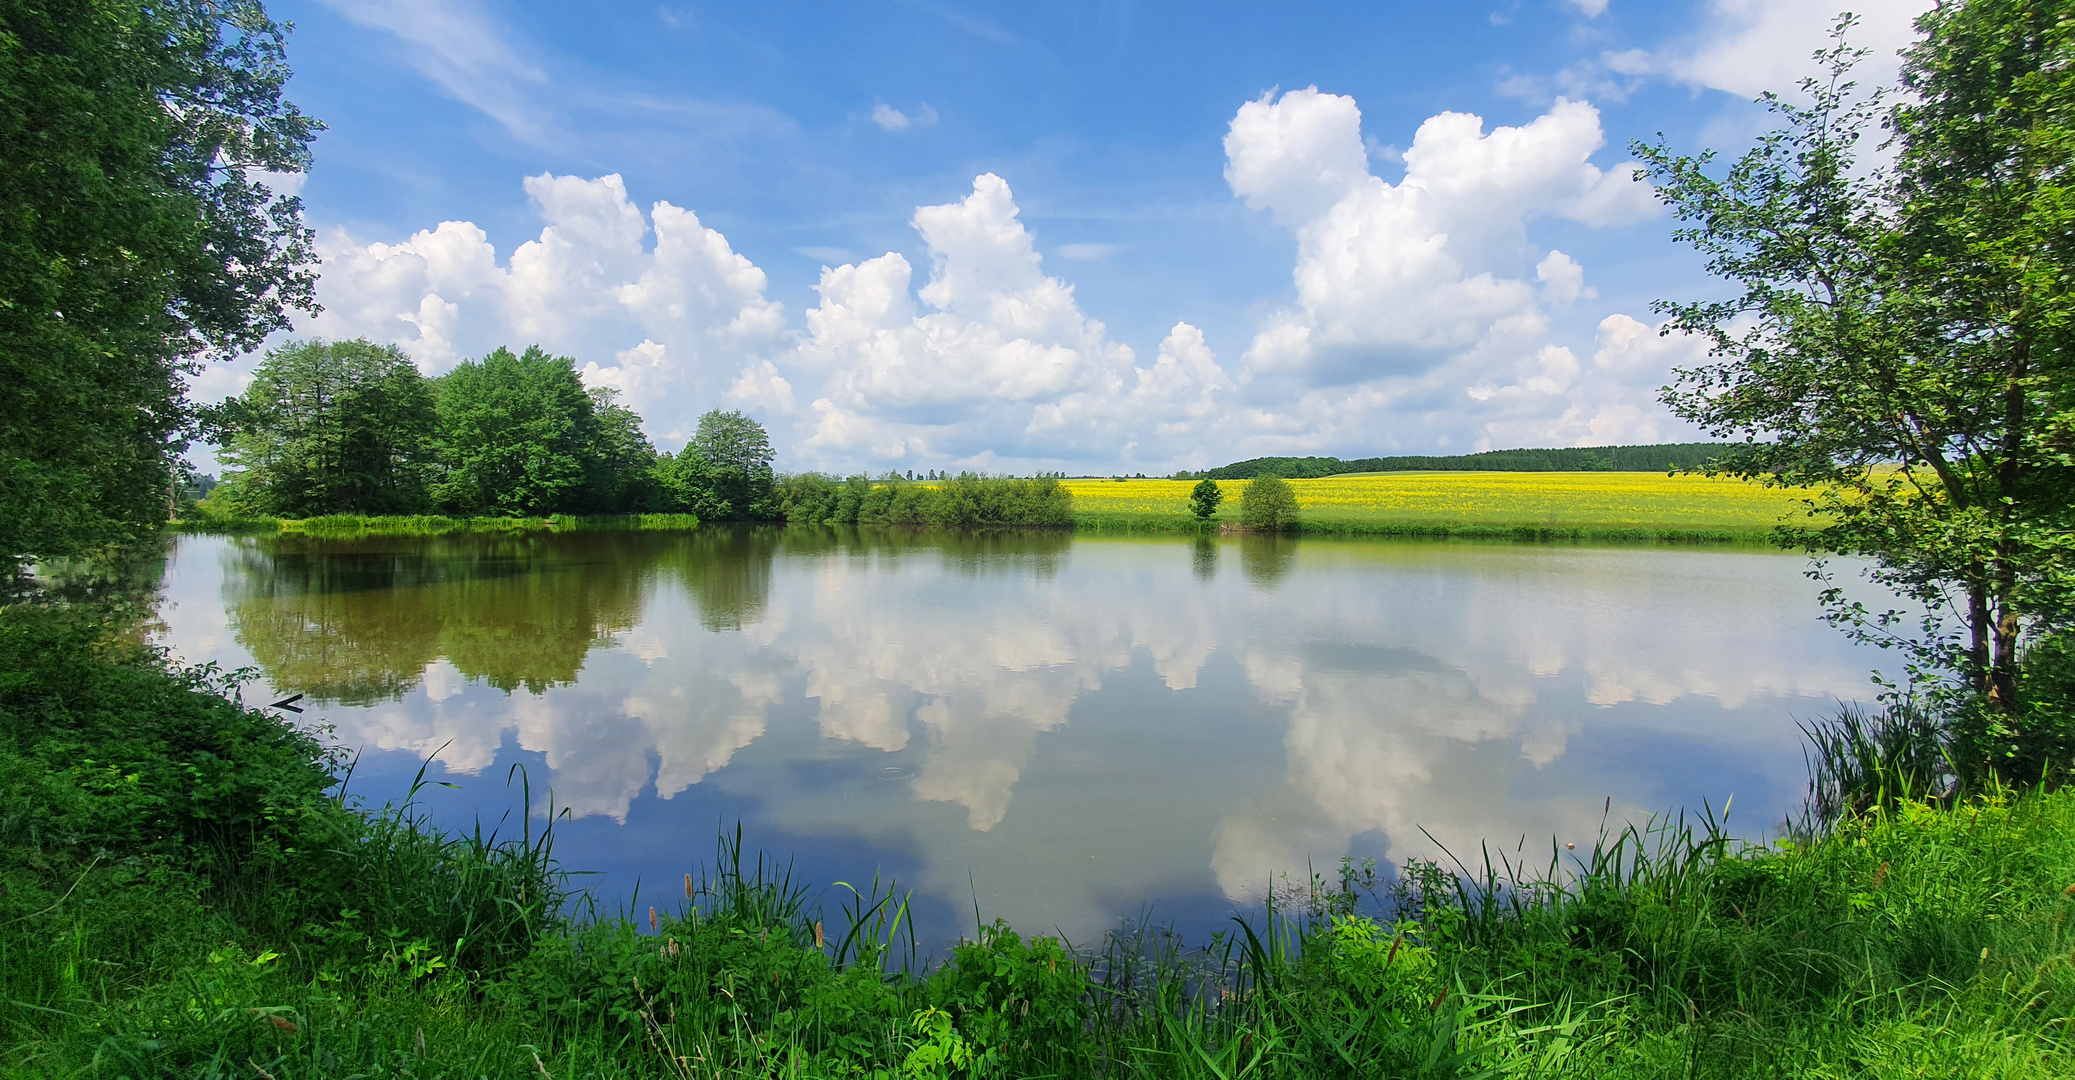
<box><xmin>1069</xmin><ymin>472</ymin><xmax>1815</xmax><ymax>540</ymax></box>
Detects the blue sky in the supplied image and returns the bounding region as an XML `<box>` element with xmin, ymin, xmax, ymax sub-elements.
<box><xmin>206</xmin><ymin>0</ymin><xmax>1930</xmax><ymax>473</ymax></box>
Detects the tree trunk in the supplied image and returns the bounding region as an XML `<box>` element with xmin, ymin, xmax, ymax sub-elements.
<box><xmin>1968</xmin><ymin>577</ymin><xmax>1993</xmax><ymax>700</ymax></box>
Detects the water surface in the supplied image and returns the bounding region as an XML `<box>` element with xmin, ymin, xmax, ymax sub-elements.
<box><xmin>152</xmin><ymin>527</ymin><xmax>1881</xmax><ymax>945</ymax></box>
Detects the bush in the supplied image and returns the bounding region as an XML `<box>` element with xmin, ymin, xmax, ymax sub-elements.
<box><xmin>1240</xmin><ymin>473</ymin><xmax>1300</xmax><ymax>531</ymax></box>
<box><xmin>1189</xmin><ymin>477</ymin><xmax>1224</xmax><ymax>520</ymax></box>
<box><xmin>776</xmin><ymin>473</ymin><xmax>1074</xmax><ymax>527</ymax></box>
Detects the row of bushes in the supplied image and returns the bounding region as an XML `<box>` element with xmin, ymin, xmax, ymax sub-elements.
<box><xmin>773</xmin><ymin>473</ymin><xmax>1075</xmax><ymax>527</ymax></box>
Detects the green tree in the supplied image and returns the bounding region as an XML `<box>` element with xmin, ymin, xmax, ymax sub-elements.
<box><xmin>1239</xmin><ymin>474</ymin><xmax>1299</xmax><ymax>532</ymax></box>
<box><xmin>580</xmin><ymin>386</ymin><xmax>657</xmax><ymax>513</ymax></box>
<box><xmin>658</xmin><ymin>410</ymin><xmax>775</xmax><ymax>520</ymax></box>
<box><xmin>1188</xmin><ymin>478</ymin><xmax>1225</xmax><ymax>520</ymax></box>
<box><xmin>214</xmin><ymin>339</ymin><xmax>436</xmax><ymax>516</ymax></box>
<box><xmin>0</xmin><ymin>0</ymin><xmax>319</xmax><ymax>560</ymax></box>
<box><xmin>1638</xmin><ymin>9</ymin><xmax>2075</xmax><ymax>776</ymax></box>
<box><xmin>431</xmin><ymin>346</ymin><xmax>599</xmax><ymax>516</ymax></box>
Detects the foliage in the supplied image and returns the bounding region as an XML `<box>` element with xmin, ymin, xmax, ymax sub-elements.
<box><xmin>429</xmin><ymin>346</ymin><xmax>603</xmax><ymax>517</ymax></box>
<box><xmin>776</xmin><ymin>472</ymin><xmax>1075</xmax><ymax>527</ymax></box>
<box><xmin>652</xmin><ymin>409</ymin><xmax>776</xmax><ymax>521</ymax></box>
<box><xmin>1208</xmin><ymin>443</ymin><xmax>1732</xmax><ymax>479</ymax></box>
<box><xmin>1636</xmin><ymin>10</ymin><xmax>2075</xmax><ymax>779</ymax></box>
<box><xmin>1188</xmin><ymin>477</ymin><xmax>1224</xmax><ymax>520</ymax></box>
<box><xmin>1240</xmin><ymin>474</ymin><xmax>1301</xmax><ymax>532</ymax></box>
<box><xmin>212</xmin><ymin>338</ymin><xmax>437</xmax><ymax>516</ymax></box>
<box><xmin>0</xmin><ymin>0</ymin><xmax>319</xmax><ymax>561</ymax></box>
<box><xmin>580</xmin><ymin>386</ymin><xmax>659</xmax><ymax>513</ymax></box>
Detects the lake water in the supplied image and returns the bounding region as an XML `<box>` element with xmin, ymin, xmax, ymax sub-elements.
<box><xmin>150</xmin><ymin>527</ymin><xmax>1882</xmax><ymax>947</ymax></box>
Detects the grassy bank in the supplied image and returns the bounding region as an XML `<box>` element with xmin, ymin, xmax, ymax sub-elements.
<box><xmin>171</xmin><ymin>510</ymin><xmax>702</xmax><ymax>537</ymax></box>
<box><xmin>1069</xmin><ymin>474</ymin><xmax>1810</xmax><ymax>541</ymax></box>
<box><xmin>5</xmin><ymin>608</ymin><xmax>2074</xmax><ymax>1077</ymax></box>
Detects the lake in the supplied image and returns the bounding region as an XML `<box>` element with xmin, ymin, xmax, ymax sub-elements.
<box><xmin>150</xmin><ymin>527</ymin><xmax>1883</xmax><ymax>949</ymax></box>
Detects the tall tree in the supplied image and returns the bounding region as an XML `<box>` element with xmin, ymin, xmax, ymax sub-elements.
<box><xmin>658</xmin><ymin>409</ymin><xmax>775</xmax><ymax>520</ymax></box>
<box><xmin>1639</xmin><ymin>9</ymin><xmax>2075</xmax><ymax>775</ymax></box>
<box><xmin>580</xmin><ymin>386</ymin><xmax>657</xmax><ymax>513</ymax></box>
<box><xmin>215</xmin><ymin>339</ymin><xmax>436</xmax><ymax>516</ymax></box>
<box><xmin>0</xmin><ymin>0</ymin><xmax>318</xmax><ymax>559</ymax></box>
<box><xmin>431</xmin><ymin>346</ymin><xmax>599</xmax><ymax>516</ymax></box>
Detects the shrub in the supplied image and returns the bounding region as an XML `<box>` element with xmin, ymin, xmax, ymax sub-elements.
<box><xmin>1189</xmin><ymin>477</ymin><xmax>1224</xmax><ymax>520</ymax></box>
<box><xmin>1240</xmin><ymin>474</ymin><xmax>1300</xmax><ymax>531</ymax></box>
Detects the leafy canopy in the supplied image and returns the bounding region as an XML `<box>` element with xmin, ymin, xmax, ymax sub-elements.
<box><xmin>214</xmin><ymin>339</ymin><xmax>436</xmax><ymax>517</ymax></box>
<box><xmin>1189</xmin><ymin>478</ymin><xmax>1225</xmax><ymax>520</ymax></box>
<box><xmin>657</xmin><ymin>409</ymin><xmax>775</xmax><ymax>520</ymax></box>
<box><xmin>1239</xmin><ymin>474</ymin><xmax>1300</xmax><ymax>532</ymax></box>
<box><xmin>431</xmin><ymin>346</ymin><xmax>600</xmax><ymax>517</ymax></box>
<box><xmin>0</xmin><ymin>0</ymin><xmax>318</xmax><ymax>560</ymax></box>
<box><xmin>1638</xmin><ymin>7</ymin><xmax>2075</xmax><ymax>776</ymax></box>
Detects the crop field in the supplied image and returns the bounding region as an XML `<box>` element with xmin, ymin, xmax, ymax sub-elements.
<box><xmin>1068</xmin><ymin>472</ymin><xmax>1816</xmax><ymax>540</ymax></box>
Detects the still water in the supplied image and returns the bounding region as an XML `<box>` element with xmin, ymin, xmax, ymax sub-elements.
<box><xmin>152</xmin><ymin>527</ymin><xmax>1880</xmax><ymax>946</ymax></box>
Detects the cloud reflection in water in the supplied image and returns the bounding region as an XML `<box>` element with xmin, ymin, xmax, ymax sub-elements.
<box><xmin>159</xmin><ymin>529</ymin><xmax>1877</xmax><ymax>939</ymax></box>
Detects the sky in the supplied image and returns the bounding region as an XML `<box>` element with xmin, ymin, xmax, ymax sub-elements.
<box><xmin>197</xmin><ymin>0</ymin><xmax>1935</xmax><ymax>475</ymax></box>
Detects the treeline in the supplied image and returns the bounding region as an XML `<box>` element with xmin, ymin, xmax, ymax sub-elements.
<box><xmin>1203</xmin><ymin>442</ymin><xmax>1732</xmax><ymax>479</ymax></box>
<box><xmin>773</xmin><ymin>472</ymin><xmax>1073</xmax><ymax>527</ymax></box>
<box><xmin>208</xmin><ymin>337</ymin><xmax>1078</xmax><ymax>528</ymax></box>
<box><xmin>207</xmin><ymin>339</ymin><xmax>776</xmax><ymax>520</ymax></box>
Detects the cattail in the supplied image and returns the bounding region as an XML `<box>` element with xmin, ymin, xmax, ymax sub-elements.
<box><xmin>813</xmin><ymin>921</ymin><xmax>824</xmax><ymax>949</ymax></box>
<box><xmin>269</xmin><ymin>1015</ymin><xmax>297</xmax><ymax>1033</ymax></box>
<box><xmin>668</xmin><ymin>937</ymin><xmax>680</xmax><ymax>957</ymax></box>
<box><xmin>649</xmin><ymin>906</ymin><xmax>657</xmax><ymax>932</ymax></box>
<box><xmin>685</xmin><ymin>873</ymin><xmax>693</xmax><ymax>899</ymax></box>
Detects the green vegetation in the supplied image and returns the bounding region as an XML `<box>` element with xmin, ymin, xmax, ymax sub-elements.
<box><xmin>774</xmin><ymin>473</ymin><xmax>1074</xmax><ymax>527</ymax></box>
<box><xmin>1203</xmin><ymin>443</ymin><xmax>1730</xmax><ymax>480</ymax></box>
<box><xmin>1239</xmin><ymin>474</ymin><xmax>1300</xmax><ymax>532</ymax></box>
<box><xmin>198</xmin><ymin>340</ymin><xmax>781</xmax><ymax>525</ymax></box>
<box><xmin>1188</xmin><ymin>478</ymin><xmax>1223</xmax><ymax>520</ymax></box>
<box><xmin>210</xmin><ymin>340</ymin><xmax>437</xmax><ymax>516</ymax></box>
<box><xmin>173</xmin><ymin>513</ymin><xmax>703</xmax><ymax>539</ymax></box>
<box><xmin>0</xmin><ymin>0</ymin><xmax>318</xmax><ymax>561</ymax></box>
<box><xmin>1639</xmin><ymin>7</ymin><xmax>2075</xmax><ymax>783</ymax></box>
<box><xmin>5</xmin><ymin>606</ymin><xmax>2075</xmax><ymax>1077</ymax></box>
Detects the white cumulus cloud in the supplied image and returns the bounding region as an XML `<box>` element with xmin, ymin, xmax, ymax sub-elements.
<box><xmin>789</xmin><ymin>173</ymin><xmax>1227</xmax><ymax>470</ymax></box>
<box><xmin>1225</xmin><ymin>89</ymin><xmax>1655</xmax><ymax>386</ymax></box>
<box><xmin>302</xmin><ymin>172</ymin><xmax>787</xmax><ymax>446</ymax></box>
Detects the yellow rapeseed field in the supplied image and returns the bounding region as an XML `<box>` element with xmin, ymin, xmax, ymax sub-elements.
<box><xmin>1066</xmin><ymin>472</ymin><xmax>1813</xmax><ymax>537</ymax></box>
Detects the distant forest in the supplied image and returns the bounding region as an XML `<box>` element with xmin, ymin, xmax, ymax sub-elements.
<box><xmin>1203</xmin><ymin>442</ymin><xmax>1734</xmax><ymax>480</ymax></box>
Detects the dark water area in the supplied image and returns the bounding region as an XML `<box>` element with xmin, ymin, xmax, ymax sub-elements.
<box><xmin>149</xmin><ymin>526</ymin><xmax>1885</xmax><ymax>951</ymax></box>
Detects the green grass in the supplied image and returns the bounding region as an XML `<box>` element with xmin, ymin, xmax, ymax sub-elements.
<box><xmin>5</xmin><ymin>605</ymin><xmax>2074</xmax><ymax>1077</ymax></box>
<box><xmin>170</xmin><ymin>512</ymin><xmax>704</xmax><ymax>538</ymax></box>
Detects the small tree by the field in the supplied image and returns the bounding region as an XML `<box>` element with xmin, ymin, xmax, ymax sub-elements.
<box><xmin>1239</xmin><ymin>474</ymin><xmax>1299</xmax><ymax>532</ymax></box>
<box><xmin>1188</xmin><ymin>478</ymin><xmax>1224</xmax><ymax>520</ymax></box>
